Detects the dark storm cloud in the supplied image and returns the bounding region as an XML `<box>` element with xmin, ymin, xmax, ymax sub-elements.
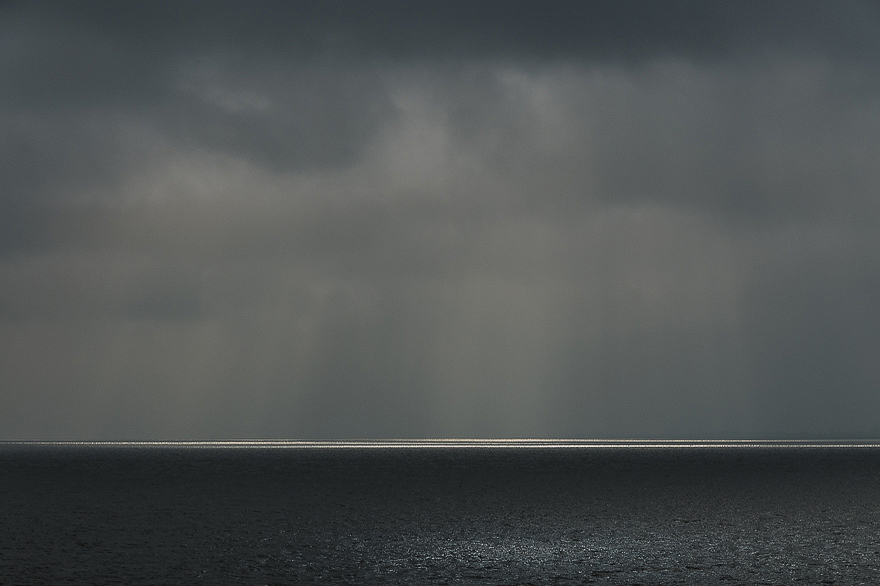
<box><xmin>2</xmin><ymin>1</ymin><xmax>880</xmax><ymax>439</ymax></box>
<box><xmin>0</xmin><ymin>1</ymin><xmax>397</xmax><ymax>215</ymax></box>
<box><xmin>2</xmin><ymin>0</ymin><xmax>879</xmax><ymax>215</ymax></box>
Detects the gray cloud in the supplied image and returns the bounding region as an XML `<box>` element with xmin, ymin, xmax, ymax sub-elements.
<box><xmin>18</xmin><ymin>1</ymin><xmax>880</xmax><ymax>63</ymax></box>
<box><xmin>1</xmin><ymin>1</ymin><xmax>880</xmax><ymax>439</ymax></box>
<box><xmin>743</xmin><ymin>226</ymin><xmax>880</xmax><ymax>437</ymax></box>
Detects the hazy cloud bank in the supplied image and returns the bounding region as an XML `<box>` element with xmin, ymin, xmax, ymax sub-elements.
<box><xmin>2</xmin><ymin>1</ymin><xmax>879</xmax><ymax>439</ymax></box>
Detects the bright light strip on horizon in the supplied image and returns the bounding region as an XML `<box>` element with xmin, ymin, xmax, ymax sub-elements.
<box><xmin>3</xmin><ymin>440</ymin><xmax>880</xmax><ymax>449</ymax></box>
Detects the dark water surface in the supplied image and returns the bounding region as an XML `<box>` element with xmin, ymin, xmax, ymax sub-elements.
<box><xmin>1</xmin><ymin>441</ymin><xmax>879</xmax><ymax>585</ymax></box>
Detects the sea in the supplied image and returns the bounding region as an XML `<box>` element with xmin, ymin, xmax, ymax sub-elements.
<box><xmin>1</xmin><ymin>440</ymin><xmax>879</xmax><ymax>585</ymax></box>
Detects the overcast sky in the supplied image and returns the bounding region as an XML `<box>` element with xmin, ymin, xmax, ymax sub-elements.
<box><xmin>2</xmin><ymin>1</ymin><xmax>879</xmax><ymax>440</ymax></box>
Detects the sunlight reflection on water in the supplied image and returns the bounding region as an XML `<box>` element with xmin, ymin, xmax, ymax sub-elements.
<box><xmin>5</xmin><ymin>439</ymin><xmax>880</xmax><ymax>449</ymax></box>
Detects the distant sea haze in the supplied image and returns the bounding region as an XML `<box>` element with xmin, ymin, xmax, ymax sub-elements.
<box><xmin>2</xmin><ymin>441</ymin><xmax>879</xmax><ymax>585</ymax></box>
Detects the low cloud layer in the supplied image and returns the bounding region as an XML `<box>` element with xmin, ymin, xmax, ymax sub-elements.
<box><xmin>2</xmin><ymin>1</ymin><xmax>880</xmax><ymax>439</ymax></box>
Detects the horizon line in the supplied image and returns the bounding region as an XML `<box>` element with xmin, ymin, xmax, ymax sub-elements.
<box><xmin>3</xmin><ymin>439</ymin><xmax>880</xmax><ymax>449</ymax></box>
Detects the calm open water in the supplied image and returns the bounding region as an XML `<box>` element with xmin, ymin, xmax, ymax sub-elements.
<box><xmin>1</xmin><ymin>440</ymin><xmax>879</xmax><ymax>585</ymax></box>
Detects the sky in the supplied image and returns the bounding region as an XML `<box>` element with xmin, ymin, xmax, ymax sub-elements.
<box><xmin>1</xmin><ymin>1</ymin><xmax>879</xmax><ymax>440</ymax></box>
